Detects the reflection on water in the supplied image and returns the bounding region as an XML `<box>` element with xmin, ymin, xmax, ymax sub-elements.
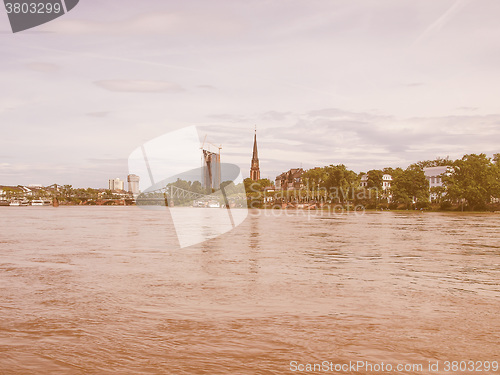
<box><xmin>0</xmin><ymin>207</ymin><xmax>499</xmax><ymax>374</ymax></box>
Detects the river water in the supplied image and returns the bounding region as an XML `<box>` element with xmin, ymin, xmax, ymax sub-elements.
<box><xmin>0</xmin><ymin>207</ymin><xmax>499</xmax><ymax>374</ymax></box>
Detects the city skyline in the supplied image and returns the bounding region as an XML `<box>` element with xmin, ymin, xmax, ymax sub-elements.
<box><xmin>1</xmin><ymin>147</ymin><xmax>499</xmax><ymax>190</ymax></box>
<box><xmin>1</xmin><ymin>0</ymin><xmax>500</xmax><ymax>188</ymax></box>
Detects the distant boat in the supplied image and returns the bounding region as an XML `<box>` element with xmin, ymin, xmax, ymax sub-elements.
<box><xmin>31</xmin><ymin>199</ymin><xmax>44</xmax><ymax>206</ymax></box>
<box><xmin>9</xmin><ymin>200</ymin><xmax>20</xmax><ymax>206</ymax></box>
<box><xmin>207</xmin><ymin>201</ymin><xmax>221</xmax><ymax>208</ymax></box>
<box><xmin>0</xmin><ymin>200</ymin><xmax>9</xmax><ymax>207</ymax></box>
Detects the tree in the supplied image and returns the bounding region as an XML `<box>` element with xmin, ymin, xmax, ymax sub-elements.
<box><xmin>243</xmin><ymin>178</ymin><xmax>271</xmax><ymax>193</ymax></box>
<box><xmin>415</xmin><ymin>157</ymin><xmax>452</xmax><ymax>169</ymax></box>
<box><xmin>257</xmin><ymin>178</ymin><xmax>272</xmax><ymax>190</ymax></box>
<box><xmin>444</xmin><ymin>153</ymin><xmax>499</xmax><ymax>209</ymax></box>
<box><xmin>244</xmin><ymin>178</ymin><xmax>259</xmax><ymax>194</ymax></box>
<box><xmin>62</xmin><ymin>185</ymin><xmax>73</xmax><ymax>199</ymax></box>
<box><xmin>366</xmin><ymin>169</ymin><xmax>384</xmax><ymax>191</ymax></box>
<box><xmin>302</xmin><ymin>167</ymin><xmax>327</xmax><ymax>190</ymax></box>
<box><xmin>323</xmin><ymin>164</ymin><xmax>358</xmax><ymax>204</ymax></box>
<box><xmin>383</xmin><ymin>167</ymin><xmax>396</xmax><ymax>175</ymax></box>
<box><xmin>391</xmin><ymin>165</ymin><xmax>429</xmax><ymax>208</ymax></box>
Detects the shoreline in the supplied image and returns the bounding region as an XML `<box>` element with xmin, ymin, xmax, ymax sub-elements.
<box><xmin>2</xmin><ymin>204</ymin><xmax>499</xmax><ymax>214</ymax></box>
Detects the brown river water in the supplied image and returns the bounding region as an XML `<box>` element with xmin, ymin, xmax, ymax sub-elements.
<box><xmin>0</xmin><ymin>207</ymin><xmax>499</xmax><ymax>374</ymax></box>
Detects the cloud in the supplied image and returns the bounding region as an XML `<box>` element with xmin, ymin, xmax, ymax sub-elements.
<box><xmin>260</xmin><ymin>111</ymin><xmax>291</xmax><ymax>121</ymax></box>
<box><xmin>43</xmin><ymin>10</ymin><xmax>243</xmax><ymax>36</ymax></box>
<box><xmin>86</xmin><ymin>111</ymin><xmax>110</xmax><ymax>117</ymax></box>
<box><xmin>86</xmin><ymin>158</ymin><xmax>127</xmax><ymax>167</ymax></box>
<box><xmin>414</xmin><ymin>0</ymin><xmax>470</xmax><ymax>44</ymax></box>
<box><xmin>25</xmin><ymin>62</ymin><xmax>60</xmax><ymax>72</ymax></box>
<box><xmin>197</xmin><ymin>85</ymin><xmax>216</xmax><ymax>90</ymax></box>
<box><xmin>199</xmin><ymin>108</ymin><xmax>500</xmax><ymax>178</ymax></box>
<box><xmin>403</xmin><ymin>82</ymin><xmax>424</xmax><ymax>87</ymax></box>
<box><xmin>207</xmin><ymin>114</ymin><xmax>250</xmax><ymax>122</ymax></box>
<box><xmin>457</xmin><ymin>106</ymin><xmax>478</xmax><ymax>112</ymax></box>
<box><xmin>94</xmin><ymin>80</ymin><xmax>183</xmax><ymax>93</ymax></box>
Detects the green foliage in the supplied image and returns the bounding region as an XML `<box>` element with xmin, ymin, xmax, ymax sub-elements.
<box><xmin>323</xmin><ymin>164</ymin><xmax>359</xmax><ymax>203</ymax></box>
<box><xmin>366</xmin><ymin>169</ymin><xmax>383</xmax><ymax>190</ymax></box>
<box><xmin>492</xmin><ymin>153</ymin><xmax>499</xmax><ymax>164</ymax></box>
<box><xmin>62</xmin><ymin>184</ymin><xmax>73</xmax><ymax>198</ymax></box>
<box><xmin>430</xmin><ymin>186</ymin><xmax>446</xmax><ymax>203</ymax></box>
<box><xmin>444</xmin><ymin>153</ymin><xmax>500</xmax><ymax>209</ymax></box>
<box><xmin>168</xmin><ymin>178</ymin><xmax>210</xmax><ymax>195</ymax></box>
<box><xmin>391</xmin><ymin>165</ymin><xmax>429</xmax><ymax>208</ymax></box>
<box><xmin>257</xmin><ymin>178</ymin><xmax>272</xmax><ymax>189</ymax></box>
<box><xmin>414</xmin><ymin>157</ymin><xmax>452</xmax><ymax>169</ymax></box>
<box><xmin>243</xmin><ymin>178</ymin><xmax>271</xmax><ymax>194</ymax></box>
<box><xmin>302</xmin><ymin>167</ymin><xmax>327</xmax><ymax>189</ymax></box>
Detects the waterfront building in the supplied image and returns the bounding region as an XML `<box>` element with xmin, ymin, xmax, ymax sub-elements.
<box><xmin>382</xmin><ymin>174</ymin><xmax>392</xmax><ymax>190</ymax></box>
<box><xmin>250</xmin><ymin>129</ymin><xmax>260</xmax><ymax>181</ymax></box>
<box><xmin>0</xmin><ymin>188</ymin><xmax>6</xmax><ymax>204</ymax></box>
<box><xmin>19</xmin><ymin>186</ymin><xmax>32</xmax><ymax>196</ymax></box>
<box><xmin>0</xmin><ymin>185</ymin><xmax>23</xmax><ymax>195</ymax></box>
<box><xmin>109</xmin><ymin>178</ymin><xmax>124</xmax><ymax>191</ymax></box>
<box><xmin>360</xmin><ymin>174</ymin><xmax>368</xmax><ymax>188</ymax></box>
<box><xmin>359</xmin><ymin>173</ymin><xmax>392</xmax><ymax>190</ymax></box>
<box><xmin>127</xmin><ymin>174</ymin><xmax>140</xmax><ymax>195</ymax></box>
<box><xmin>275</xmin><ymin>168</ymin><xmax>304</xmax><ymax>191</ymax></box>
<box><xmin>423</xmin><ymin>166</ymin><xmax>450</xmax><ymax>188</ymax></box>
<box><xmin>423</xmin><ymin>166</ymin><xmax>451</xmax><ymax>201</ymax></box>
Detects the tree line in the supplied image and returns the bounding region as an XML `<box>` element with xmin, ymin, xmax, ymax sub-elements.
<box><xmin>245</xmin><ymin>153</ymin><xmax>500</xmax><ymax>211</ymax></box>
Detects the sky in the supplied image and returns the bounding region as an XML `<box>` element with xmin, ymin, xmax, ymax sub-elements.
<box><xmin>1</xmin><ymin>0</ymin><xmax>500</xmax><ymax>188</ymax></box>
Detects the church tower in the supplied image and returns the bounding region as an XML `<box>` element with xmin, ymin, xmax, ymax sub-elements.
<box><xmin>250</xmin><ymin>129</ymin><xmax>260</xmax><ymax>181</ymax></box>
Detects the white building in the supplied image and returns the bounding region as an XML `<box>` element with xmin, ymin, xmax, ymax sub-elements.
<box><xmin>127</xmin><ymin>174</ymin><xmax>140</xmax><ymax>195</ymax></box>
<box><xmin>382</xmin><ymin>174</ymin><xmax>392</xmax><ymax>190</ymax></box>
<box><xmin>109</xmin><ymin>178</ymin><xmax>125</xmax><ymax>191</ymax></box>
<box><xmin>19</xmin><ymin>186</ymin><xmax>32</xmax><ymax>196</ymax></box>
<box><xmin>360</xmin><ymin>174</ymin><xmax>368</xmax><ymax>188</ymax></box>
<box><xmin>360</xmin><ymin>173</ymin><xmax>392</xmax><ymax>190</ymax></box>
<box><xmin>423</xmin><ymin>166</ymin><xmax>451</xmax><ymax>200</ymax></box>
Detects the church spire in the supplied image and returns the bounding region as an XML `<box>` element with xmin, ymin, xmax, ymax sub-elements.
<box><xmin>252</xmin><ymin>128</ymin><xmax>258</xmax><ymax>161</ymax></box>
<box><xmin>250</xmin><ymin>127</ymin><xmax>260</xmax><ymax>181</ymax></box>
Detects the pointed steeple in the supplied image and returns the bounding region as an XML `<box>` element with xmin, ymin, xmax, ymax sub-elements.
<box><xmin>252</xmin><ymin>128</ymin><xmax>258</xmax><ymax>161</ymax></box>
<box><xmin>250</xmin><ymin>127</ymin><xmax>260</xmax><ymax>181</ymax></box>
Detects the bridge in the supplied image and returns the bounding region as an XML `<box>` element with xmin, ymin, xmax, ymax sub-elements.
<box><xmin>137</xmin><ymin>185</ymin><xmax>222</xmax><ymax>206</ymax></box>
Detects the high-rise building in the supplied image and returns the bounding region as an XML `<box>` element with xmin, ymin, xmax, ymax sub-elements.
<box><xmin>127</xmin><ymin>174</ymin><xmax>140</xmax><ymax>195</ymax></box>
<box><xmin>202</xmin><ymin>149</ymin><xmax>221</xmax><ymax>190</ymax></box>
<box><xmin>109</xmin><ymin>178</ymin><xmax>124</xmax><ymax>191</ymax></box>
<box><xmin>250</xmin><ymin>129</ymin><xmax>260</xmax><ymax>181</ymax></box>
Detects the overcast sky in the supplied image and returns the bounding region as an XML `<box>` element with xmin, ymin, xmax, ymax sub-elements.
<box><xmin>1</xmin><ymin>0</ymin><xmax>500</xmax><ymax>188</ymax></box>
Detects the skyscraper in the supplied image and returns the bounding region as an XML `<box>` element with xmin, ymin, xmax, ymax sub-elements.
<box><xmin>108</xmin><ymin>178</ymin><xmax>124</xmax><ymax>191</ymax></box>
<box><xmin>202</xmin><ymin>149</ymin><xmax>221</xmax><ymax>191</ymax></box>
<box><xmin>250</xmin><ymin>129</ymin><xmax>260</xmax><ymax>181</ymax></box>
<box><xmin>127</xmin><ymin>174</ymin><xmax>140</xmax><ymax>195</ymax></box>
